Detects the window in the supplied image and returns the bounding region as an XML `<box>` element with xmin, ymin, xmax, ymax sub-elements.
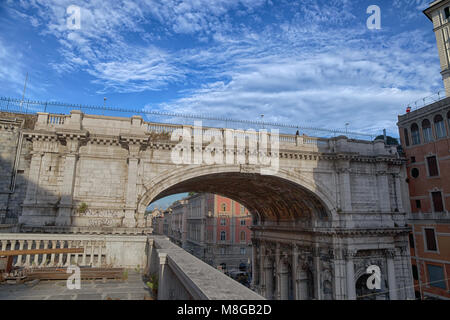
<box><xmin>412</xmin><ymin>265</ymin><xmax>418</xmax><ymax>281</ymax></box>
<box><xmin>411</xmin><ymin>168</ymin><xmax>419</xmax><ymax>178</ymax></box>
<box><xmin>240</xmin><ymin>247</ymin><xmax>246</xmax><ymax>255</ymax></box>
<box><xmin>220</xmin><ymin>231</ymin><xmax>226</xmax><ymax>241</ymax></box>
<box><xmin>448</xmin><ymin>111</ymin><xmax>450</xmax><ymax>132</ymax></box>
<box><xmin>240</xmin><ymin>219</ymin><xmax>246</xmax><ymax>226</ymax></box>
<box><xmin>411</xmin><ymin>123</ymin><xmax>421</xmax><ymax>145</ymax></box>
<box><xmin>424</xmin><ymin>228</ymin><xmax>437</xmax><ymax>251</ymax></box>
<box><xmin>220</xmin><ymin>218</ymin><xmax>226</xmax><ymax>226</ymax></box>
<box><xmin>427</xmin><ymin>265</ymin><xmax>446</xmax><ymax>289</ymax></box>
<box><xmin>434</xmin><ymin>115</ymin><xmax>446</xmax><ymax>139</ymax></box>
<box><xmin>426</xmin><ymin>156</ymin><xmax>439</xmax><ymax>177</ymax></box>
<box><xmin>221</xmin><ymin>203</ymin><xmax>227</xmax><ymax>211</ymax></box>
<box><xmin>432</xmin><ymin>191</ymin><xmax>444</xmax><ymax>212</ymax></box>
<box><xmin>409</xmin><ymin>233</ymin><xmax>415</xmax><ymax>248</ymax></box>
<box><xmin>220</xmin><ymin>247</ymin><xmax>226</xmax><ymax>255</ymax></box>
<box><xmin>240</xmin><ymin>231</ymin><xmax>246</xmax><ymax>241</ymax></box>
<box><xmin>415</xmin><ymin>199</ymin><xmax>421</xmax><ymax>210</ymax></box>
<box><xmin>404</xmin><ymin>128</ymin><xmax>410</xmax><ymax>147</ymax></box>
<box><xmin>445</xmin><ymin>7</ymin><xmax>450</xmax><ymax>19</ymax></box>
<box><xmin>411</xmin><ymin>156</ymin><xmax>416</xmax><ymax>163</ymax></box>
<box><xmin>422</xmin><ymin>119</ymin><xmax>433</xmax><ymax>142</ymax></box>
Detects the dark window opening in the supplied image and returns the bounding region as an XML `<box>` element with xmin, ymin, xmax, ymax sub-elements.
<box><xmin>415</xmin><ymin>291</ymin><xmax>421</xmax><ymax>300</ymax></box>
<box><xmin>411</xmin><ymin>168</ymin><xmax>419</xmax><ymax>178</ymax></box>
<box><xmin>425</xmin><ymin>228</ymin><xmax>437</xmax><ymax>251</ymax></box>
<box><xmin>445</xmin><ymin>7</ymin><xmax>450</xmax><ymax>19</ymax></box>
<box><xmin>415</xmin><ymin>199</ymin><xmax>421</xmax><ymax>209</ymax></box>
<box><xmin>427</xmin><ymin>156</ymin><xmax>439</xmax><ymax>177</ymax></box>
<box><xmin>412</xmin><ymin>265</ymin><xmax>418</xmax><ymax>280</ymax></box>
<box><xmin>411</xmin><ymin>156</ymin><xmax>416</xmax><ymax>163</ymax></box>
<box><xmin>409</xmin><ymin>233</ymin><xmax>415</xmax><ymax>248</ymax></box>
<box><xmin>432</xmin><ymin>191</ymin><xmax>444</xmax><ymax>212</ymax></box>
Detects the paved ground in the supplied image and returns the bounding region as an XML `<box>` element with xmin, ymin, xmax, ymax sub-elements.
<box><xmin>0</xmin><ymin>270</ymin><xmax>153</xmax><ymax>300</ymax></box>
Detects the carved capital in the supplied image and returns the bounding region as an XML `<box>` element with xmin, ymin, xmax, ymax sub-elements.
<box><xmin>344</xmin><ymin>249</ymin><xmax>358</xmax><ymax>259</ymax></box>
<box><xmin>386</xmin><ymin>249</ymin><xmax>396</xmax><ymax>259</ymax></box>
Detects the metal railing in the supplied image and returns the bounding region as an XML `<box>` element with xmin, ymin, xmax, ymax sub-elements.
<box><xmin>405</xmin><ymin>90</ymin><xmax>447</xmax><ymax>113</ymax></box>
<box><xmin>0</xmin><ymin>96</ymin><xmax>376</xmax><ymax>140</ymax></box>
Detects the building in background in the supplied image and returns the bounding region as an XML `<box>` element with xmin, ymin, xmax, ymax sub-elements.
<box><xmin>396</xmin><ymin>0</ymin><xmax>450</xmax><ymax>300</ymax></box>
<box><xmin>170</xmin><ymin>199</ymin><xmax>188</xmax><ymax>247</ymax></box>
<box><xmin>153</xmin><ymin>193</ymin><xmax>252</xmax><ymax>275</ymax></box>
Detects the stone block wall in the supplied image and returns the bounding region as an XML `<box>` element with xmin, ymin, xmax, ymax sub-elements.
<box><xmin>0</xmin><ymin>113</ymin><xmax>34</xmax><ymax>224</ymax></box>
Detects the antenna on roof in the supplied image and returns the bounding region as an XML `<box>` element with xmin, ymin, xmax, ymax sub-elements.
<box><xmin>19</xmin><ymin>72</ymin><xmax>28</xmax><ymax>112</ymax></box>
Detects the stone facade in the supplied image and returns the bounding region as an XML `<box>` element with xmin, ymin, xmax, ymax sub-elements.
<box><xmin>0</xmin><ymin>109</ymin><xmax>415</xmax><ymax>299</ymax></box>
<box><xmin>0</xmin><ymin>113</ymin><xmax>35</xmax><ymax>224</ymax></box>
<box><xmin>425</xmin><ymin>0</ymin><xmax>450</xmax><ymax>96</ymax></box>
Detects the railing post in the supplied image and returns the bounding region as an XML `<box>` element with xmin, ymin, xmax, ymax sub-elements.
<box><xmin>41</xmin><ymin>240</ymin><xmax>49</xmax><ymax>267</ymax></box>
<box><xmin>16</xmin><ymin>240</ymin><xmax>24</xmax><ymax>267</ymax></box>
<box><xmin>157</xmin><ymin>253</ymin><xmax>168</xmax><ymax>300</ymax></box>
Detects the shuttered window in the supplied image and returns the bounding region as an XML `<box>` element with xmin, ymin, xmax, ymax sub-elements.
<box><xmin>427</xmin><ymin>156</ymin><xmax>439</xmax><ymax>177</ymax></box>
<box><xmin>432</xmin><ymin>192</ymin><xmax>444</xmax><ymax>212</ymax></box>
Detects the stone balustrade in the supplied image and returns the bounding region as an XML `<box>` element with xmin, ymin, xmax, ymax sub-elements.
<box><xmin>0</xmin><ymin>232</ymin><xmax>264</xmax><ymax>300</ymax></box>
<box><xmin>0</xmin><ymin>233</ymin><xmax>147</xmax><ymax>269</ymax></box>
<box><xmin>147</xmin><ymin>236</ymin><xmax>265</xmax><ymax>300</ymax></box>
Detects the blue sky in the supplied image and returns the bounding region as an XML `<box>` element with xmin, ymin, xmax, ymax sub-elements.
<box><xmin>0</xmin><ymin>0</ymin><xmax>443</xmax><ymax>139</ymax></box>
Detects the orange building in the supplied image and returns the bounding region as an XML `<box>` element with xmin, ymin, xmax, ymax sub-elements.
<box><xmin>398</xmin><ymin>100</ymin><xmax>450</xmax><ymax>300</ymax></box>
<box><xmin>162</xmin><ymin>193</ymin><xmax>253</xmax><ymax>274</ymax></box>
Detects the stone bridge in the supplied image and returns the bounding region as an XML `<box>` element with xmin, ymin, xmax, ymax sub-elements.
<box><xmin>0</xmin><ymin>110</ymin><xmax>415</xmax><ymax>300</ymax></box>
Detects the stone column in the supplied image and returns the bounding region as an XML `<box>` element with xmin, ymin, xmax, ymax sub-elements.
<box><xmin>292</xmin><ymin>245</ymin><xmax>298</xmax><ymax>300</ymax></box>
<box><xmin>313</xmin><ymin>246</ymin><xmax>321</xmax><ymax>300</ymax></box>
<box><xmin>393</xmin><ymin>173</ymin><xmax>404</xmax><ymax>212</ymax></box>
<box><xmin>24</xmin><ymin>152</ymin><xmax>43</xmax><ymax>204</ymax></box>
<box><xmin>298</xmin><ymin>268</ymin><xmax>309</xmax><ymax>300</ymax></box>
<box><xmin>124</xmin><ymin>142</ymin><xmax>140</xmax><ymax>228</ymax></box>
<box><xmin>56</xmin><ymin>146</ymin><xmax>78</xmax><ymax>226</ymax></box>
<box><xmin>19</xmin><ymin>150</ymin><xmax>44</xmax><ymax>225</ymax></box>
<box><xmin>264</xmin><ymin>255</ymin><xmax>274</xmax><ymax>299</ymax></box>
<box><xmin>251</xmin><ymin>239</ymin><xmax>258</xmax><ymax>288</ymax></box>
<box><xmin>337</xmin><ymin>161</ymin><xmax>352</xmax><ymax>213</ymax></box>
<box><xmin>386</xmin><ymin>249</ymin><xmax>398</xmax><ymax>300</ymax></box>
<box><xmin>345</xmin><ymin>249</ymin><xmax>357</xmax><ymax>300</ymax></box>
<box><xmin>275</xmin><ymin>243</ymin><xmax>281</xmax><ymax>300</ymax></box>
<box><xmin>280</xmin><ymin>256</ymin><xmax>289</xmax><ymax>300</ymax></box>
<box><xmin>376</xmin><ymin>163</ymin><xmax>390</xmax><ymax>212</ymax></box>
<box><xmin>259</xmin><ymin>242</ymin><xmax>266</xmax><ymax>296</ymax></box>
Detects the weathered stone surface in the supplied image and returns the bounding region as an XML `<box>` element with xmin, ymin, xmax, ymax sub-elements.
<box><xmin>0</xmin><ymin>110</ymin><xmax>415</xmax><ymax>300</ymax></box>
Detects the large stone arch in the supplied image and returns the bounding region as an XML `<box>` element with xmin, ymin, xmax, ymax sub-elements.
<box><xmin>137</xmin><ymin>164</ymin><xmax>338</xmax><ymax>225</ymax></box>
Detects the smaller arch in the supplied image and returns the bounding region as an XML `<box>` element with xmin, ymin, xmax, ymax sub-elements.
<box><xmin>422</xmin><ymin>119</ymin><xmax>433</xmax><ymax>142</ymax></box>
<box><xmin>434</xmin><ymin>114</ymin><xmax>447</xmax><ymax>139</ymax></box>
<box><xmin>411</xmin><ymin>123</ymin><xmax>421</xmax><ymax>145</ymax></box>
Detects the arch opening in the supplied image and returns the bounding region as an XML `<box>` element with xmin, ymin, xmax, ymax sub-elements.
<box><xmin>142</xmin><ymin>171</ymin><xmax>332</xmax><ymax>225</ymax></box>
